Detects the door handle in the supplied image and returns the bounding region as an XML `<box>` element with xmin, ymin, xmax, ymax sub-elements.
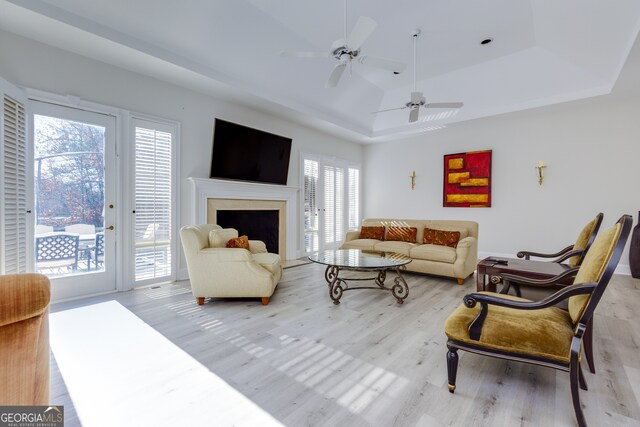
<box><xmin>105</xmin><ymin>226</ymin><xmax>114</xmax><ymax>230</ymax></box>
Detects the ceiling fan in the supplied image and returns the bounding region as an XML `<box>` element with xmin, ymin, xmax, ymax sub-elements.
<box><xmin>373</xmin><ymin>29</ymin><xmax>463</xmax><ymax>123</ymax></box>
<box><xmin>280</xmin><ymin>0</ymin><xmax>406</xmax><ymax>88</ymax></box>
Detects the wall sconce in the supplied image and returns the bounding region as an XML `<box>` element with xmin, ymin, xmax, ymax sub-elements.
<box><xmin>410</xmin><ymin>171</ymin><xmax>416</xmax><ymax>190</ymax></box>
<box><xmin>535</xmin><ymin>160</ymin><xmax>546</xmax><ymax>185</ymax></box>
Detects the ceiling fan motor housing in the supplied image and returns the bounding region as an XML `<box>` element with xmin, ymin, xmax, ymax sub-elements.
<box><xmin>331</xmin><ymin>39</ymin><xmax>359</xmax><ymax>61</ymax></box>
<box><xmin>406</xmin><ymin>98</ymin><xmax>426</xmax><ymax>109</ymax></box>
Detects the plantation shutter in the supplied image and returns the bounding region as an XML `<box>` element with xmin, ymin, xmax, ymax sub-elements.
<box><xmin>303</xmin><ymin>159</ymin><xmax>319</xmax><ymax>252</ymax></box>
<box><xmin>134</xmin><ymin>121</ymin><xmax>174</xmax><ymax>282</ymax></box>
<box><xmin>348</xmin><ymin>167</ymin><xmax>360</xmax><ymax>231</ymax></box>
<box><xmin>323</xmin><ymin>164</ymin><xmax>344</xmax><ymax>245</ymax></box>
<box><xmin>0</xmin><ymin>88</ymin><xmax>28</xmax><ymax>274</ymax></box>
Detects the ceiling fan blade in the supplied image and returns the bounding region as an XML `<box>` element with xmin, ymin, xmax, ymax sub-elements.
<box><xmin>359</xmin><ymin>55</ymin><xmax>406</xmax><ymax>73</ymax></box>
<box><xmin>411</xmin><ymin>91</ymin><xmax>423</xmax><ymax>104</ymax></box>
<box><xmin>326</xmin><ymin>63</ymin><xmax>347</xmax><ymax>88</ymax></box>
<box><xmin>425</xmin><ymin>102</ymin><xmax>464</xmax><ymax>109</ymax></box>
<box><xmin>347</xmin><ymin>16</ymin><xmax>377</xmax><ymax>51</ymax></box>
<box><xmin>280</xmin><ymin>51</ymin><xmax>330</xmax><ymax>59</ymax></box>
<box><xmin>409</xmin><ymin>108</ymin><xmax>420</xmax><ymax>123</ymax></box>
<box><xmin>371</xmin><ymin>106</ymin><xmax>408</xmax><ymax>114</ymax></box>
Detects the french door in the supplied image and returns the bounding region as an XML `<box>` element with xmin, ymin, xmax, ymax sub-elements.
<box><xmin>303</xmin><ymin>156</ymin><xmax>360</xmax><ymax>254</ymax></box>
<box><xmin>30</xmin><ymin>101</ymin><xmax>117</xmax><ymax>300</ymax></box>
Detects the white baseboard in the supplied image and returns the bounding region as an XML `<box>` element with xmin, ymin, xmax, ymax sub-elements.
<box><xmin>477</xmin><ymin>251</ymin><xmax>631</xmax><ymax>276</ymax></box>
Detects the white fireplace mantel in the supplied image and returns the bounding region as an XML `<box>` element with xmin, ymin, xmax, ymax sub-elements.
<box><xmin>188</xmin><ymin>177</ymin><xmax>299</xmax><ymax>259</ymax></box>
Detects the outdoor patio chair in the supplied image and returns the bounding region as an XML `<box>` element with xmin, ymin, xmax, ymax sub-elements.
<box><xmin>90</xmin><ymin>232</ymin><xmax>105</xmax><ymax>270</ymax></box>
<box><xmin>35</xmin><ymin>233</ymin><xmax>80</xmax><ymax>274</ymax></box>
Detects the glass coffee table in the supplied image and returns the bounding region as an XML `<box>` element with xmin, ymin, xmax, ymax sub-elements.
<box><xmin>308</xmin><ymin>249</ymin><xmax>412</xmax><ymax>305</ymax></box>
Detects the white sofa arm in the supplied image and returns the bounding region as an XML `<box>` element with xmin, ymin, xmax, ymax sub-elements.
<box><xmin>345</xmin><ymin>230</ymin><xmax>360</xmax><ymax>242</ymax></box>
<box><xmin>456</xmin><ymin>236</ymin><xmax>475</xmax><ymax>250</ymax></box>
<box><xmin>198</xmin><ymin>247</ymin><xmax>252</xmax><ymax>262</ymax></box>
<box><xmin>248</xmin><ymin>240</ymin><xmax>267</xmax><ymax>254</ymax></box>
<box><xmin>453</xmin><ymin>236</ymin><xmax>478</xmax><ymax>280</ymax></box>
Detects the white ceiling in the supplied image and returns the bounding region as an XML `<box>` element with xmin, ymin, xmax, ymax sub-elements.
<box><xmin>1</xmin><ymin>0</ymin><xmax>640</xmax><ymax>142</ymax></box>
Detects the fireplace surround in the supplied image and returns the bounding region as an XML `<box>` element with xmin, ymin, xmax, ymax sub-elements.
<box><xmin>189</xmin><ymin>177</ymin><xmax>299</xmax><ymax>259</ymax></box>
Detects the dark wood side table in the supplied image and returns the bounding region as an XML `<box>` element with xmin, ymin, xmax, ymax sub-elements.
<box><xmin>476</xmin><ymin>257</ymin><xmax>575</xmax><ymax>292</ymax></box>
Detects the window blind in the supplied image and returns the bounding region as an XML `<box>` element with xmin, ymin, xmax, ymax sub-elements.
<box><xmin>134</xmin><ymin>124</ymin><xmax>173</xmax><ymax>282</ymax></box>
<box><xmin>323</xmin><ymin>164</ymin><xmax>344</xmax><ymax>245</ymax></box>
<box><xmin>303</xmin><ymin>159</ymin><xmax>319</xmax><ymax>253</ymax></box>
<box><xmin>348</xmin><ymin>167</ymin><xmax>359</xmax><ymax>231</ymax></box>
<box><xmin>1</xmin><ymin>94</ymin><xmax>27</xmax><ymax>274</ymax></box>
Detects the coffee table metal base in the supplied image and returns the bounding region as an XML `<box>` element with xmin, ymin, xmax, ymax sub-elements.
<box><xmin>324</xmin><ymin>265</ymin><xmax>409</xmax><ymax>304</ymax></box>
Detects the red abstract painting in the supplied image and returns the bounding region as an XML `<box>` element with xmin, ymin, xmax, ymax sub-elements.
<box><xmin>443</xmin><ymin>150</ymin><xmax>492</xmax><ymax>207</ymax></box>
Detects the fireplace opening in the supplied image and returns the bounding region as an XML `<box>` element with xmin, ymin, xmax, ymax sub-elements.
<box><xmin>216</xmin><ymin>210</ymin><xmax>279</xmax><ymax>254</ymax></box>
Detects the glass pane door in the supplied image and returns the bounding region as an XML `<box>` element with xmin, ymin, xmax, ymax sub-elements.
<box><xmin>133</xmin><ymin>119</ymin><xmax>175</xmax><ymax>284</ymax></box>
<box><xmin>303</xmin><ymin>156</ymin><xmax>359</xmax><ymax>254</ymax></box>
<box><xmin>303</xmin><ymin>159</ymin><xmax>319</xmax><ymax>253</ymax></box>
<box><xmin>322</xmin><ymin>164</ymin><xmax>344</xmax><ymax>250</ymax></box>
<box><xmin>31</xmin><ymin>101</ymin><xmax>116</xmax><ymax>300</ymax></box>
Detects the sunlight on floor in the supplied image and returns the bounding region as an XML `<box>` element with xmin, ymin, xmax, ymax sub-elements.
<box><xmin>50</xmin><ymin>301</ymin><xmax>283</xmax><ymax>427</ymax></box>
<box><xmin>164</xmin><ymin>295</ymin><xmax>410</xmax><ymax>417</ymax></box>
<box><xmin>276</xmin><ymin>335</ymin><xmax>408</xmax><ymax>414</ymax></box>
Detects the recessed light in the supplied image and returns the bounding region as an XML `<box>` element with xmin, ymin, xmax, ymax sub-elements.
<box><xmin>481</xmin><ymin>38</ymin><xmax>493</xmax><ymax>45</ymax></box>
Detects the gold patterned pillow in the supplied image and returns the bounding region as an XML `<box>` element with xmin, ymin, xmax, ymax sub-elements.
<box><xmin>423</xmin><ymin>228</ymin><xmax>461</xmax><ymax>248</ymax></box>
<box><xmin>386</xmin><ymin>226</ymin><xmax>418</xmax><ymax>243</ymax></box>
<box><xmin>359</xmin><ymin>226</ymin><xmax>385</xmax><ymax>240</ymax></box>
<box><xmin>226</xmin><ymin>235</ymin><xmax>250</xmax><ymax>249</ymax></box>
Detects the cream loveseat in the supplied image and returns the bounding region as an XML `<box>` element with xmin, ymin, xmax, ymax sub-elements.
<box><xmin>340</xmin><ymin>219</ymin><xmax>478</xmax><ymax>284</ymax></box>
<box><xmin>180</xmin><ymin>224</ymin><xmax>282</xmax><ymax>305</ymax></box>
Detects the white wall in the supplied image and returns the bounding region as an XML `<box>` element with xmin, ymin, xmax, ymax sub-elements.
<box><xmin>0</xmin><ymin>30</ymin><xmax>364</xmax><ymax>274</ymax></box>
<box><xmin>364</xmin><ymin>95</ymin><xmax>640</xmax><ymax>271</ymax></box>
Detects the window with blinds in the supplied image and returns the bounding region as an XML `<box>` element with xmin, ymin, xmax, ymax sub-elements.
<box><xmin>1</xmin><ymin>93</ymin><xmax>27</xmax><ymax>274</ymax></box>
<box><xmin>303</xmin><ymin>159</ymin><xmax>319</xmax><ymax>253</ymax></box>
<box><xmin>134</xmin><ymin>121</ymin><xmax>174</xmax><ymax>282</ymax></box>
<box><xmin>348</xmin><ymin>167</ymin><xmax>360</xmax><ymax>231</ymax></box>
<box><xmin>323</xmin><ymin>165</ymin><xmax>344</xmax><ymax>245</ymax></box>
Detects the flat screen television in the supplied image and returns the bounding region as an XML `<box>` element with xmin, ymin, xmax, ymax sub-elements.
<box><xmin>210</xmin><ymin>119</ymin><xmax>292</xmax><ymax>185</ymax></box>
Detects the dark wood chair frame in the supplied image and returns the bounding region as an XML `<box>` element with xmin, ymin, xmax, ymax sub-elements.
<box><xmin>446</xmin><ymin>215</ymin><xmax>632</xmax><ymax>427</ymax></box>
<box><xmin>516</xmin><ymin>212</ymin><xmax>604</xmax><ymax>264</ymax></box>
<box><xmin>499</xmin><ymin>213</ymin><xmax>604</xmax><ymax>374</ymax></box>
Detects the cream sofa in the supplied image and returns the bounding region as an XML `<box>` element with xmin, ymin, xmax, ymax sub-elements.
<box><xmin>180</xmin><ymin>224</ymin><xmax>282</xmax><ymax>305</ymax></box>
<box><xmin>340</xmin><ymin>218</ymin><xmax>478</xmax><ymax>284</ymax></box>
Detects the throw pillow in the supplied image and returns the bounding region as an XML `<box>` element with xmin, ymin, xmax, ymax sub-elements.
<box><xmin>226</xmin><ymin>235</ymin><xmax>250</xmax><ymax>249</ymax></box>
<box><xmin>386</xmin><ymin>226</ymin><xmax>418</xmax><ymax>243</ymax></box>
<box><xmin>423</xmin><ymin>227</ymin><xmax>461</xmax><ymax>248</ymax></box>
<box><xmin>359</xmin><ymin>226</ymin><xmax>385</xmax><ymax>240</ymax></box>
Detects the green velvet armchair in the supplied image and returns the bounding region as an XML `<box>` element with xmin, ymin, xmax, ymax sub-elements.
<box><xmin>444</xmin><ymin>215</ymin><xmax>632</xmax><ymax>427</ymax></box>
<box><xmin>500</xmin><ymin>212</ymin><xmax>604</xmax><ymax>374</ymax></box>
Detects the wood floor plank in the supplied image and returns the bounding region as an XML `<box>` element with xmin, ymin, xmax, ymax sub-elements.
<box><xmin>49</xmin><ymin>266</ymin><xmax>640</xmax><ymax>426</ymax></box>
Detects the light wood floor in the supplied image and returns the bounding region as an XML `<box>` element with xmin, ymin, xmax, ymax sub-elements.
<box><xmin>50</xmin><ymin>264</ymin><xmax>640</xmax><ymax>426</ymax></box>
